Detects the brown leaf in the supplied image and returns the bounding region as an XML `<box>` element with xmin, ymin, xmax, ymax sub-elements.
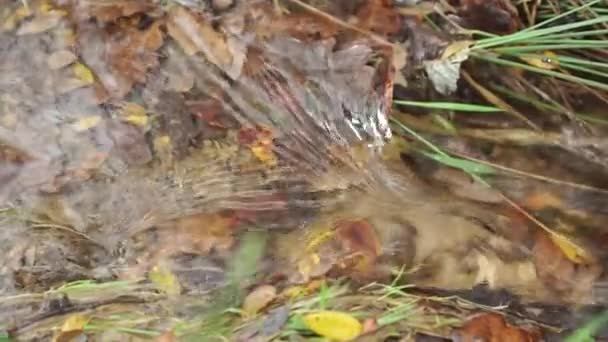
<box><xmin>242</xmin><ymin>285</ymin><xmax>277</xmax><ymax>317</ymax></box>
<box><xmin>17</xmin><ymin>13</ymin><xmax>62</xmax><ymax>35</ymax></box>
<box><xmin>456</xmin><ymin>0</ymin><xmax>521</xmax><ymax>34</ymax></box>
<box><xmin>532</xmin><ymin>231</ymin><xmax>599</xmax><ymax>301</ymax></box>
<box><xmin>167</xmin><ymin>7</ymin><xmax>239</xmax><ymax>78</ymax></box>
<box><xmin>155</xmin><ymin>331</ymin><xmax>176</xmax><ymax>342</ymax></box>
<box><xmin>336</xmin><ymin>219</ymin><xmax>382</xmax><ymax>261</ymax></box>
<box><xmin>81</xmin><ymin>20</ymin><xmax>164</xmax><ymax>99</ymax></box>
<box><xmin>454</xmin><ymin>313</ymin><xmax>541</xmax><ymax>342</ymax></box>
<box><xmin>47</xmin><ymin>50</ymin><xmax>77</xmax><ymax>70</ymax></box>
<box><xmin>83</xmin><ymin>1</ymin><xmax>155</xmax><ymax>23</ymax></box>
<box><xmin>355</xmin><ymin>0</ymin><xmax>403</xmax><ymax>35</ymax></box>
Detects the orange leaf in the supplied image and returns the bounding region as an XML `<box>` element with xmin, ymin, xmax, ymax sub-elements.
<box><xmin>455</xmin><ymin>313</ymin><xmax>540</xmax><ymax>342</ymax></box>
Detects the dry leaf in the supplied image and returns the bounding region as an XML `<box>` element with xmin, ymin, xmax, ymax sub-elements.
<box><xmin>168</xmin><ymin>7</ymin><xmax>240</xmax><ymax>78</ymax></box>
<box><xmin>17</xmin><ymin>14</ymin><xmax>62</xmax><ymax>35</ymax></box>
<box><xmin>532</xmin><ymin>230</ymin><xmax>599</xmax><ymax>301</ymax></box>
<box><xmin>83</xmin><ymin>20</ymin><xmax>164</xmax><ymax>98</ymax></box>
<box><xmin>149</xmin><ymin>263</ymin><xmax>182</xmax><ymax>296</ymax></box>
<box><xmin>456</xmin><ymin>0</ymin><xmax>521</xmax><ymax>34</ymax></box>
<box><xmin>424</xmin><ymin>41</ymin><xmax>472</xmax><ymax>95</ymax></box>
<box><xmin>52</xmin><ymin>314</ymin><xmax>89</xmax><ymax>342</ymax></box>
<box><xmin>454</xmin><ymin>313</ymin><xmax>540</xmax><ymax>342</ymax></box>
<box><xmin>356</xmin><ymin>0</ymin><xmax>403</xmax><ymax>35</ymax></box>
<box><xmin>242</xmin><ymin>285</ymin><xmax>277</xmax><ymax>317</ymax></box>
<box><xmin>303</xmin><ymin>311</ymin><xmax>362</xmax><ymax>341</ymax></box>
<box><xmin>84</xmin><ymin>1</ymin><xmax>155</xmax><ymax>23</ymax></box>
<box><xmin>47</xmin><ymin>50</ymin><xmax>77</xmax><ymax>70</ymax></box>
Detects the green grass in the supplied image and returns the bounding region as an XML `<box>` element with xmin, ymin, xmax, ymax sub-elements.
<box><xmin>394</xmin><ymin>100</ymin><xmax>503</xmax><ymax>113</ymax></box>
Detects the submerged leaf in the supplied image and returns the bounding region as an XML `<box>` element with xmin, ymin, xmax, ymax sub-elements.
<box><xmin>72</xmin><ymin>63</ymin><xmax>95</xmax><ymax>85</ymax></box>
<box><xmin>149</xmin><ymin>264</ymin><xmax>182</xmax><ymax>296</ymax></box>
<box><xmin>549</xmin><ymin>232</ymin><xmax>591</xmax><ymax>265</ymax></box>
<box><xmin>454</xmin><ymin>313</ymin><xmax>540</xmax><ymax>341</ymax></box>
<box><xmin>303</xmin><ymin>311</ymin><xmax>362</xmax><ymax>341</ymax></box>
<box><xmin>242</xmin><ymin>285</ymin><xmax>277</xmax><ymax>317</ymax></box>
<box><xmin>52</xmin><ymin>314</ymin><xmax>89</xmax><ymax>342</ymax></box>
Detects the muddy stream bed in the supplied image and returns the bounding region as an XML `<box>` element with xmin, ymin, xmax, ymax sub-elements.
<box><xmin>1</xmin><ymin>0</ymin><xmax>608</xmax><ymax>341</ymax></box>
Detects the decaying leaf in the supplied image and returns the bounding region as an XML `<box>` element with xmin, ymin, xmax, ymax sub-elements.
<box><xmin>242</xmin><ymin>284</ymin><xmax>277</xmax><ymax>317</ymax></box>
<box><xmin>455</xmin><ymin>0</ymin><xmax>521</xmax><ymax>34</ymax></box>
<box><xmin>81</xmin><ymin>20</ymin><xmax>164</xmax><ymax>98</ymax></box>
<box><xmin>155</xmin><ymin>330</ymin><xmax>176</xmax><ymax>342</ymax></box>
<box><xmin>120</xmin><ymin>102</ymin><xmax>149</xmax><ymax>128</ymax></box>
<box><xmin>453</xmin><ymin>313</ymin><xmax>540</xmax><ymax>342</ymax></box>
<box><xmin>17</xmin><ymin>13</ymin><xmax>62</xmax><ymax>35</ymax></box>
<box><xmin>47</xmin><ymin>50</ymin><xmax>77</xmax><ymax>70</ymax></box>
<box><xmin>532</xmin><ymin>231</ymin><xmax>600</xmax><ymax>301</ymax></box>
<box><xmin>149</xmin><ymin>263</ymin><xmax>182</xmax><ymax>297</ymax></box>
<box><xmin>548</xmin><ymin>232</ymin><xmax>591</xmax><ymax>265</ymax></box>
<box><xmin>303</xmin><ymin>310</ymin><xmax>362</xmax><ymax>341</ymax></box>
<box><xmin>356</xmin><ymin>0</ymin><xmax>403</xmax><ymax>35</ymax></box>
<box><xmin>52</xmin><ymin>314</ymin><xmax>89</xmax><ymax>342</ymax></box>
<box><xmin>82</xmin><ymin>1</ymin><xmax>155</xmax><ymax>23</ymax></box>
<box><xmin>167</xmin><ymin>6</ymin><xmax>243</xmax><ymax>79</ymax></box>
<box><xmin>424</xmin><ymin>41</ymin><xmax>473</xmax><ymax>95</ymax></box>
<box><xmin>72</xmin><ymin>116</ymin><xmax>102</xmax><ymax>132</ymax></box>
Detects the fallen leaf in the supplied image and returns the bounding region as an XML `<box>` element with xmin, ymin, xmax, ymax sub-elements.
<box><xmin>356</xmin><ymin>0</ymin><xmax>403</xmax><ymax>35</ymax></box>
<box><xmin>155</xmin><ymin>331</ymin><xmax>176</xmax><ymax>342</ymax></box>
<box><xmin>120</xmin><ymin>102</ymin><xmax>149</xmax><ymax>128</ymax></box>
<box><xmin>52</xmin><ymin>314</ymin><xmax>89</xmax><ymax>342</ymax></box>
<box><xmin>72</xmin><ymin>116</ymin><xmax>102</xmax><ymax>132</ymax></box>
<box><xmin>336</xmin><ymin>219</ymin><xmax>382</xmax><ymax>263</ymax></box>
<box><xmin>456</xmin><ymin>0</ymin><xmax>521</xmax><ymax>34</ymax></box>
<box><xmin>362</xmin><ymin>318</ymin><xmax>378</xmax><ymax>334</ymax></box>
<box><xmin>242</xmin><ymin>285</ymin><xmax>277</xmax><ymax>317</ymax></box>
<box><xmin>454</xmin><ymin>313</ymin><xmax>540</xmax><ymax>342</ymax></box>
<box><xmin>548</xmin><ymin>232</ymin><xmax>591</xmax><ymax>265</ymax></box>
<box><xmin>72</xmin><ymin>63</ymin><xmax>95</xmax><ymax>85</ymax></box>
<box><xmin>81</xmin><ymin>20</ymin><xmax>164</xmax><ymax>98</ymax></box>
<box><xmin>168</xmin><ymin>6</ymin><xmax>241</xmax><ymax>78</ymax></box>
<box><xmin>83</xmin><ymin>1</ymin><xmax>155</xmax><ymax>23</ymax></box>
<box><xmin>17</xmin><ymin>14</ymin><xmax>62</xmax><ymax>35</ymax></box>
<box><xmin>532</xmin><ymin>230</ymin><xmax>600</xmax><ymax>301</ymax></box>
<box><xmin>424</xmin><ymin>41</ymin><xmax>472</xmax><ymax>95</ymax></box>
<box><xmin>149</xmin><ymin>263</ymin><xmax>182</xmax><ymax>296</ymax></box>
<box><xmin>47</xmin><ymin>50</ymin><xmax>77</xmax><ymax>70</ymax></box>
<box><xmin>520</xmin><ymin>51</ymin><xmax>559</xmax><ymax>70</ymax></box>
<box><xmin>303</xmin><ymin>310</ymin><xmax>362</xmax><ymax>341</ymax></box>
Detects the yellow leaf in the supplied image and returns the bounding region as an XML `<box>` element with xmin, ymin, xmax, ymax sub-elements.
<box><xmin>121</xmin><ymin>102</ymin><xmax>146</xmax><ymax>117</ymax></box>
<box><xmin>520</xmin><ymin>51</ymin><xmax>559</xmax><ymax>70</ymax></box>
<box><xmin>72</xmin><ymin>63</ymin><xmax>95</xmax><ymax>85</ymax></box>
<box><xmin>549</xmin><ymin>232</ymin><xmax>591</xmax><ymax>264</ymax></box>
<box><xmin>149</xmin><ymin>264</ymin><xmax>181</xmax><ymax>296</ymax></box>
<box><xmin>120</xmin><ymin>103</ymin><xmax>149</xmax><ymax>127</ymax></box>
<box><xmin>52</xmin><ymin>314</ymin><xmax>89</xmax><ymax>342</ymax></box>
<box><xmin>251</xmin><ymin>145</ymin><xmax>277</xmax><ymax>166</ymax></box>
<box><xmin>124</xmin><ymin>115</ymin><xmax>149</xmax><ymax>127</ymax></box>
<box><xmin>441</xmin><ymin>40</ymin><xmax>474</xmax><ymax>60</ymax></box>
<box><xmin>72</xmin><ymin>116</ymin><xmax>101</xmax><ymax>131</ymax></box>
<box><xmin>303</xmin><ymin>311</ymin><xmax>362</xmax><ymax>341</ymax></box>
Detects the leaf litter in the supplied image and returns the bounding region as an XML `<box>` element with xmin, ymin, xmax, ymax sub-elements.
<box><xmin>0</xmin><ymin>0</ymin><xmax>607</xmax><ymax>341</ymax></box>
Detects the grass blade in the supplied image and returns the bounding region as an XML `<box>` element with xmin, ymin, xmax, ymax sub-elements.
<box><xmin>394</xmin><ymin>100</ymin><xmax>502</xmax><ymax>112</ymax></box>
